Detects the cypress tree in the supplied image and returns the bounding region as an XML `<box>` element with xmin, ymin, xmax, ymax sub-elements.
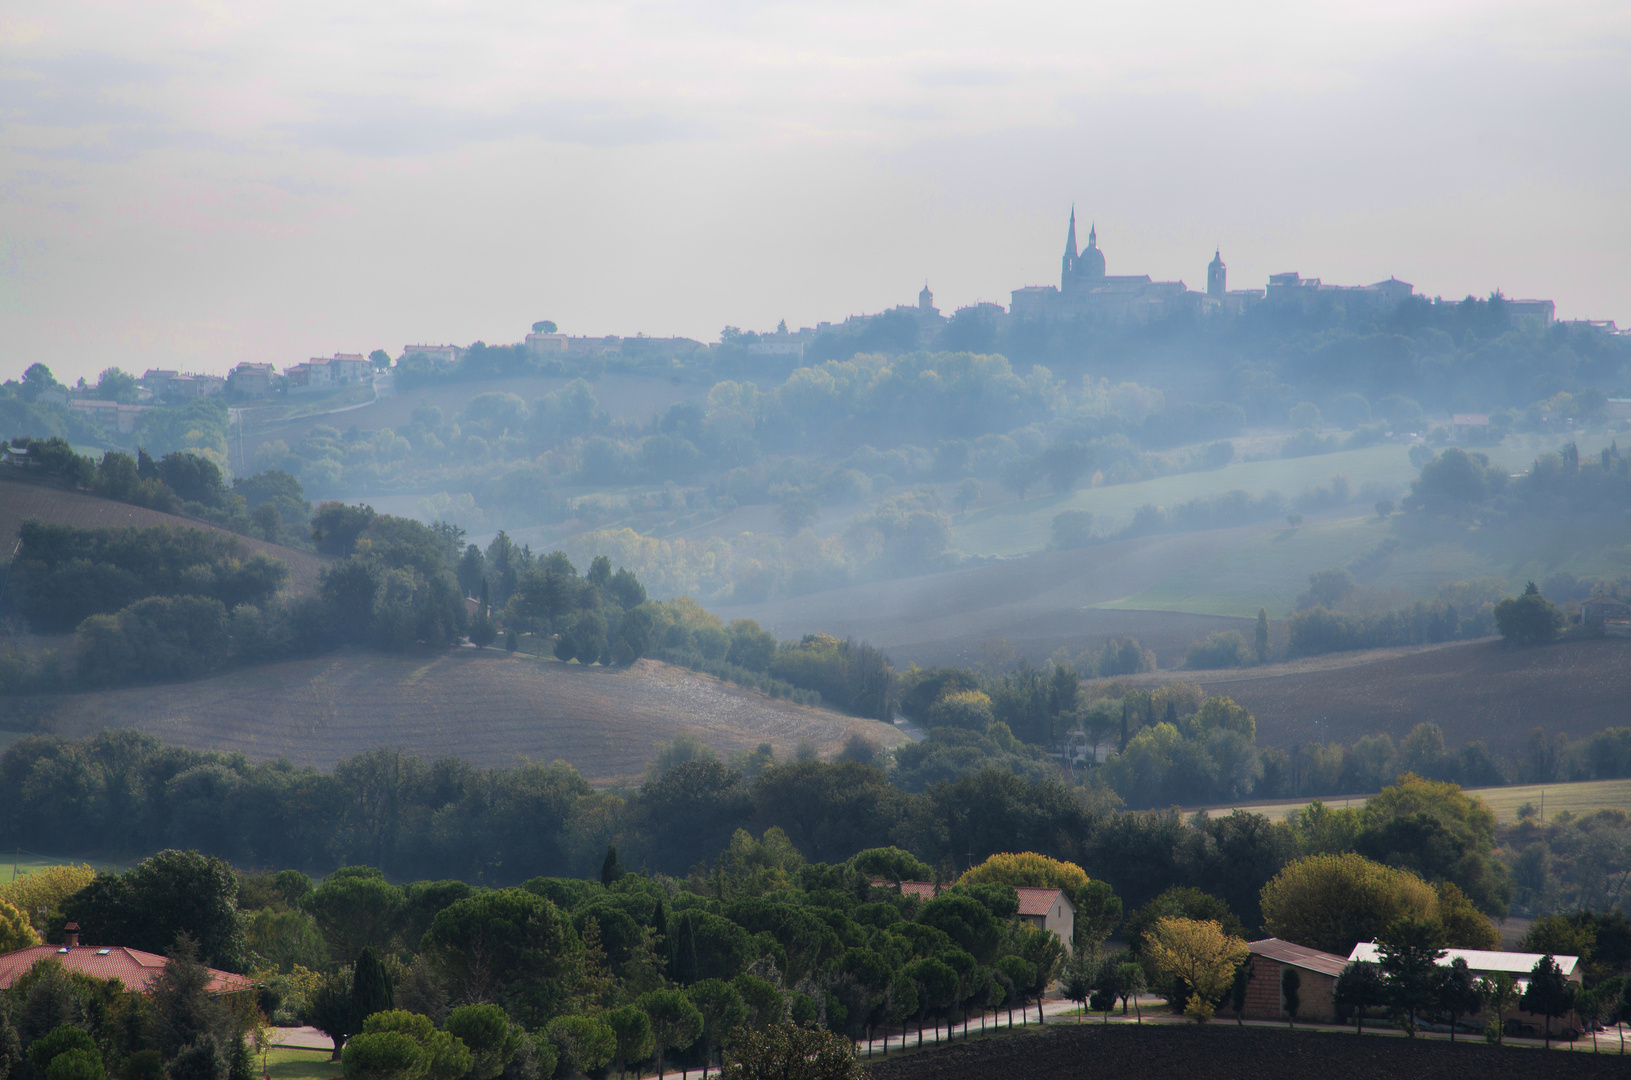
<box><xmin>350</xmin><ymin>948</ymin><xmax>394</xmax><ymax>1028</ymax></box>
<box><xmin>600</xmin><ymin>845</ymin><xmax>624</xmax><ymax>887</ymax></box>
<box><xmin>1255</xmin><ymin>608</ymin><xmax>1270</xmax><ymax>663</ymax></box>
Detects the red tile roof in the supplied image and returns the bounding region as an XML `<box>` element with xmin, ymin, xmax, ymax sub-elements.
<box><xmin>0</xmin><ymin>946</ymin><xmax>254</xmax><ymax>994</ymax></box>
<box><xmin>1014</xmin><ymin>886</ymin><xmax>1067</xmax><ymax>917</ymax></box>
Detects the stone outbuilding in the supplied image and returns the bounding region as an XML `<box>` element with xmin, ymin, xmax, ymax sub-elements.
<box><xmin>1241</xmin><ymin>938</ymin><xmax>1348</xmax><ymax>1022</ymax></box>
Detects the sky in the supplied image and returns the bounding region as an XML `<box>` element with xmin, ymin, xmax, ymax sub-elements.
<box><xmin>3</xmin><ymin>0</ymin><xmax>1629</xmax><ymax>385</ymax></box>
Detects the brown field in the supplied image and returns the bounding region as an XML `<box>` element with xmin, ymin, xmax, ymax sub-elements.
<box><xmin>0</xmin><ymin>478</ymin><xmax>328</xmax><ymax>596</ymax></box>
<box><xmin>1120</xmin><ymin>637</ymin><xmax>1631</xmax><ymax>756</ymax></box>
<box><xmin>870</xmin><ymin>1023</ymin><xmax>1625</xmax><ymax>1080</ymax></box>
<box><xmin>29</xmin><ymin>649</ymin><xmax>908</xmax><ymax>784</ymax></box>
<box><xmin>717</xmin><ymin>529</ymin><xmax>1269</xmax><ymax>670</ymax></box>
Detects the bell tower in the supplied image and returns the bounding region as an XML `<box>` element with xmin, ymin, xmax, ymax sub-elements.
<box><xmin>1207</xmin><ymin>249</ymin><xmax>1226</xmax><ymax>298</ymax></box>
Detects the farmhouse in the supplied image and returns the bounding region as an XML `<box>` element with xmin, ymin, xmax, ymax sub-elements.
<box><xmin>0</xmin><ymin>924</ymin><xmax>253</xmax><ymax>995</ymax></box>
<box><xmin>1583</xmin><ymin>596</ymin><xmax>1631</xmax><ymax>635</ymax></box>
<box><xmin>875</xmin><ymin>881</ymin><xmax>1076</xmax><ymax>952</ymax></box>
<box><xmin>1241</xmin><ymin>938</ymin><xmax>1346</xmax><ymax>1022</ymax></box>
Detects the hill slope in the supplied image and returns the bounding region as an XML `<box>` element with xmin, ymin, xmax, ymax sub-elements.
<box><xmin>30</xmin><ymin>650</ymin><xmax>908</xmax><ymax>784</ymax></box>
<box><xmin>0</xmin><ymin>478</ymin><xmax>328</xmax><ymax>596</ymax></box>
<box><xmin>1118</xmin><ymin>637</ymin><xmax>1631</xmax><ymax>756</ymax></box>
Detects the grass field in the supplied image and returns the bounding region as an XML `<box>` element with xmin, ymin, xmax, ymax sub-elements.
<box><xmin>2</xmin><ymin>854</ymin><xmax>125</xmax><ymax>884</ymax></box>
<box><xmin>1201</xmin><ymin>777</ymin><xmax>1631</xmax><ymax>824</ymax></box>
<box><xmin>263</xmin><ymin>1048</ymin><xmax>338</xmax><ymax>1080</ymax></box>
<box><xmin>0</xmin><ymin>479</ymin><xmax>328</xmax><ymax>597</ymax></box>
<box><xmin>30</xmin><ymin>648</ymin><xmax>908</xmax><ymax>785</ymax></box>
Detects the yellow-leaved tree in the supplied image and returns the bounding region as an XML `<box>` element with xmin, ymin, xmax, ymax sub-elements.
<box><xmin>958</xmin><ymin>852</ymin><xmax>1123</xmax><ymax>948</ymax></box>
<box><xmin>1144</xmin><ymin>916</ymin><xmax>1249</xmax><ymax>1022</ymax></box>
<box><xmin>0</xmin><ymin>863</ymin><xmax>98</xmax><ymax>934</ymax></box>
<box><xmin>0</xmin><ymin>898</ymin><xmax>42</xmax><ymax>952</ymax></box>
<box><xmin>1259</xmin><ymin>852</ymin><xmax>1439</xmax><ymax>957</ymax></box>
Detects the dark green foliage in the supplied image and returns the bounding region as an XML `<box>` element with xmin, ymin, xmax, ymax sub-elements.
<box><xmin>1124</xmin><ymin>888</ymin><xmax>1246</xmax><ymax>955</ymax></box>
<box><xmin>1280</xmin><ymin>966</ymin><xmax>1300</xmax><ymax>1024</ymax></box>
<box><xmin>65</xmin><ymin>853</ymin><xmax>248</xmax><ymax>971</ymax></box>
<box><xmin>1376</xmin><ymin>916</ymin><xmax>1446</xmax><ymax>1034</ymax></box>
<box><xmin>1334</xmin><ymin>960</ymin><xmax>1386</xmax><ymax>1032</ymax></box>
<box><xmin>28</xmin><ymin>1027</ymin><xmax>97</xmax><ymax>1071</ymax></box>
<box><xmin>0</xmin><ymin>1009</ymin><xmax>20</xmax><ymax>1080</ymax></box>
<box><xmin>1494</xmin><ymin>584</ymin><xmax>1564</xmax><ymax>646</ymax></box>
<box><xmin>167</xmin><ymin>1038</ymin><xmax>225</xmax><ymax>1080</ymax></box>
<box><xmin>301</xmin><ymin>974</ymin><xmax>356</xmax><ymax>1059</ymax></box>
<box><xmin>1520</xmin><ymin>954</ymin><xmax>1577</xmax><ymax>1047</ymax></box>
<box><xmin>11</xmin><ymin>522</ymin><xmax>287</xmax><ymax>633</ymax></box>
<box><xmin>46</xmin><ymin>1049</ymin><xmax>104</xmax><ymax>1080</ymax></box>
<box><xmin>445</xmin><ymin>1006</ymin><xmax>520</xmax><ymax>1080</ymax></box>
<box><xmin>350</xmin><ymin>949</ymin><xmax>395</xmax><ymax>1027</ymax></box>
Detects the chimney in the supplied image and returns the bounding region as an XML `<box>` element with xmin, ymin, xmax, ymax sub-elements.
<box><xmin>64</xmin><ymin>923</ymin><xmax>80</xmax><ymax>948</ymax></box>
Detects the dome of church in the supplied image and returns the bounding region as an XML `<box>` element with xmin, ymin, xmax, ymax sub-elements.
<box><xmin>1077</xmin><ymin>244</ymin><xmax>1105</xmax><ymax>279</ymax></box>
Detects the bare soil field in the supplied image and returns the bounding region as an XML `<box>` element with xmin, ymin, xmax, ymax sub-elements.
<box><xmin>717</xmin><ymin>530</ymin><xmax>1266</xmax><ymax>669</ymax></box>
<box><xmin>27</xmin><ymin>650</ymin><xmax>907</xmax><ymax>784</ymax></box>
<box><xmin>1125</xmin><ymin>637</ymin><xmax>1631</xmax><ymax>756</ymax></box>
<box><xmin>870</xmin><ymin>1023</ymin><xmax>1624</xmax><ymax>1080</ymax></box>
<box><xmin>0</xmin><ymin>479</ymin><xmax>328</xmax><ymax>596</ymax></box>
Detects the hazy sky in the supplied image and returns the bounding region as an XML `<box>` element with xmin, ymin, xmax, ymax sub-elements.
<box><xmin>4</xmin><ymin>0</ymin><xmax>1629</xmax><ymax>384</ymax></box>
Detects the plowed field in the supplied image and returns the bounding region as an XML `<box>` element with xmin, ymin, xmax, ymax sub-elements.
<box><xmin>31</xmin><ymin>650</ymin><xmax>907</xmax><ymax>784</ymax></box>
<box><xmin>870</xmin><ymin>1023</ymin><xmax>1625</xmax><ymax>1080</ymax></box>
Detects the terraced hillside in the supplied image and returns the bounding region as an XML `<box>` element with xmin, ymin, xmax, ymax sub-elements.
<box><xmin>32</xmin><ymin>649</ymin><xmax>909</xmax><ymax>784</ymax></box>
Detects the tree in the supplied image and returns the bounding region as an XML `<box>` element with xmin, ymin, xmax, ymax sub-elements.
<box><xmin>1280</xmin><ymin>966</ymin><xmax>1300</xmax><ymax>1026</ymax></box>
<box><xmin>443</xmin><ymin>1006</ymin><xmax>518</xmax><ymax>1080</ymax></box>
<box><xmin>1574</xmin><ymin>985</ymin><xmax>1607</xmax><ymax>1053</ymax></box>
<box><xmin>0</xmin><ymin>899</ymin><xmax>40</xmax><ymax>952</ymax></box>
<box><xmin>96</xmin><ymin>368</ymin><xmax>140</xmax><ymax>404</ymax></box>
<box><xmin>1335</xmin><ymin>961</ymin><xmax>1386</xmax><ymax>1033</ymax></box>
<box><xmin>1116</xmin><ymin>962</ymin><xmax>1146</xmax><ymax>1021</ymax></box>
<box><xmin>304</xmin><ymin>973</ymin><xmax>357</xmax><ymax>1059</ymax></box>
<box><xmin>604</xmin><ymin>1006</ymin><xmax>653</xmax><ymax>1080</ymax></box>
<box><xmin>46</xmin><ymin>1049</ymin><xmax>103</xmax><ymax>1080</ymax></box>
<box><xmin>1254</xmin><ymin>609</ymin><xmax>1270</xmax><ymax>664</ymax></box>
<box><xmin>1228</xmin><ymin>958</ymin><xmax>1250</xmax><ymax>1026</ymax></box>
<box><xmin>0</xmin><ymin>1008</ymin><xmax>21</xmax><ymax>1080</ymax></box>
<box><xmin>341</xmin><ymin>1032</ymin><xmax>427</xmax><ymax>1080</ymax></box>
<box><xmin>544</xmin><ymin>1016</ymin><xmax>614</xmax><ymax>1078</ymax></box>
<box><xmin>1376</xmin><ymin>916</ymin><xmax>1445</xmax><ymax>1036</ymax></box>
<box><xmin>63</xmin><ymin>850</ymin><xmax>248</xmax><ymax>970</ymax></box>
<box><xmin>422</xmin><ymin>890</ymin><xmax>579</xmax><ymax>1027</ymax></box>
<box><xmin>1521</xmin><ymin>955</ymin><xmax>1576</xmax><ymax>1048</ymax></box>
<box><xmin>360</xmin><ymin>1012</ymin><xmax>470</xmax><ymax>1080</ymax></box>
<box><xmin>1435</xmin><ymin>957</ymin><xmax>1479</xmax><ymax>1041</ymax></box>
<box><xmin>168</xmin><ymin>1037</ymin><xmax>226</xmax><ymax>1080</ymax></box>
<box><xmin>1144</xmin><ymin>917</ymin><xmax>1250</xmax><ymax>1023</ymax></box>
<box><xmin>1259</xmin><ymin>853</ymin><xmax>1438</xmax><ymax>956</ymax></box>
<box><xmin>151</xmin><ymin>936</ymin><xmax>231</xmax><ymax>1059</ymax></box>
<box><xmin>28</xmin><ymin>1027</ymin><xmax>97</xmax><ymax>1074</ymax></box>
<box><xmin>635</xmin><ymin>990</ymin><xmax>703</xmax><ymax>1078</ymax></box>
<box><xmin>303</xmin><ymin>873</ymin><xmax>405</xmax><ymax>966</ymax></box>
<box><xmin>351</xmin><ymin>949</ymin><xmax>395</xmax><ymax>1028</ymax></box>
<box><xmin>1061</xmin><ymin>950</ymin><xmax>1094</xmax><ymax>1016</ymax></box>
<box><xmin>716</xmin><ymin>1022</ymin><xmax>867</xmax><ymax>1080</ymax></box>
<box><xmin>1477</xmin><ymin>972</ymin><xmax>1518</xmax><ymax>1044</ymax></box>
<box><xmin>687</xmin><ymin>979</ymin><xmax>747</xmax><ymax>1070</ymax></box>
<box><xmin>1495</xmin><ymin>583</ymin><xmax>1564</xmax><ymax>646</ymax></box>
<box><xmin>904</xmin><ymin>958</ymin><xmax>958</xmax><ymax>1044</ymax></box>
<box><xmin>600</xmin><ymin>846</ymin><xmax>625</xmax><ymax>887</ymax></box>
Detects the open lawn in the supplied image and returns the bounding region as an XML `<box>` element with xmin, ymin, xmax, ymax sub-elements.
<box><xmin>3</xmin><ymin>854</ymin><xmax>125</xmax><ymax>884</ymax></box>
<box><xmin>27</xmin><ymin>648</ymin><xmax>908</xmax><ymax>785</ymax></box>
<box><xmin>0</xmin><ymin>479</ymin><xmax>328</xmax><ymax>597</ymax></box>
<box><xmin>263</xmin><ymin>1048</ymin><xmax>338</xmax><ymax>1080</ymax></box>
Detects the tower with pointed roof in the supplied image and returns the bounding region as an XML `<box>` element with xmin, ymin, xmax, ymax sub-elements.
<box><xmin>1061</xmin><ymin>208</ymin><xmax>1078</xmax><ymax>287</ymax></box>
<box><xmin>1207</xmin><ymin>249</ymin><xmax>1226</xmax><ymax>298</ymax></box>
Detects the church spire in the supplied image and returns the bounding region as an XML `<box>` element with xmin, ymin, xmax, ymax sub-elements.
<box><xmin>1064</xmin><ymin>207</ymin><xmax>1078</xmax><ymax>259</ymax></box>
<box><xmin>1088</xmin><ymin>222</ymin><xmax>1097</xmax><ymax>249</ymax></box>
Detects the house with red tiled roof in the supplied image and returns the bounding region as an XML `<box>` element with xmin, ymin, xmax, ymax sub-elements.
<box><xmin>0</xmin><ymin>924</ymin><xmax>253</xmax><ymax>996</ymax></box>
<box><xmin>872</xmin><ymin>882</ymin><xmax>1077</xmax><ymax>952</ymax></box>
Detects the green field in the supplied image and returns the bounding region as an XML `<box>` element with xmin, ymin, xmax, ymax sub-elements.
<box><xmin>951</xmin><ymin>429</ymin><xmax>1624</xmax><ymax>560</ymax></box>
<box><xmin>264</xmin><ymin>1048</ymin><xmax>339</xmax><ymax>1080</ymax></box>
<box><xmin>2</xmin><ymin>854</ymin><xmax>126</xmax><ymax>883</ymax></box>
<box><xmin>1203</xmin><ymin>777</ymin><xmax>1631</xmax><ymax>824</ymax></box>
